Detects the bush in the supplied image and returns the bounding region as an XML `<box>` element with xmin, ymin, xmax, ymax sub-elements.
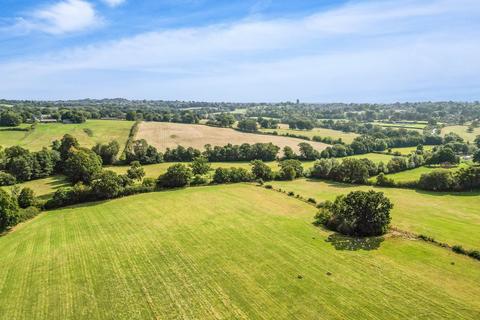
<box><xmin>264</xmin><ymin>185</ymin><xmax>273</xmax><ymax>189</ymax></box>
<box><xmin>15</xmin><ymin>206</ymin><xmax>40</xmax><ymax>224</ymax></box>
<box><xmin>157</xmin><ymin>164</ymin><xmax>193</xmax><ymax>188</ymax></box>
<box><xmin>190</xmin><ymin>157</ymin><xmax>211</xmax><ymax>176</ymax></box>
<box><xmin>376</xmin><ymin>172</ymin><xmax>395</xmax><ymax>187</ymax></box>
<box><xmin>315</xmin><ymin>190</ymin><xmax>393</xmax><ymax>236</ymax></box>
<box><xmin>0</xmin><ymin>172</ymin><xmax>16</xmax><ymax>186</ymax></box>
<box><xmin>142</xmin><ymin>177</ymin><xmax>156</xmax><ymax>188</ymax></box>
<box><xmin>127</xmin><ymin>161</ymin><xmax>146</xmax><ymax>181</ymax></box>
<box><xmin>307</xmin><ymin>198</ymin><xmax>317</xmax><ymax>204</ymax></box>
<box><xmin>18</xmin><ymin>188</ymin><xmax>36</xmax><ymax>209</ymax></box>
<box><xmin>452</xmin><ymin>245</ymin><xmax>466</xmax><ymax>254</ymax></box>
<box><xmin>191</xmin><ymin>174</ymin><xmax>209</xmax><ymax>186</ymax></box>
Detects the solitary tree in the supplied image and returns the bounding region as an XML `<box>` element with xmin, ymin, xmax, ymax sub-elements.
<box><xmin>315</xmin><ymin>190</ymin><xmax>393</xmax><ymax>237</ymax></box>
<box><xmin>127</xmin><ymin>161</ymin><xmax>145</xmax><ymax>181</ymax></box>
<box><xmin>0</xmin><ymin>189</ymin><xmax>18</xmax><ymax>231</ymax></box>
<box><xmin>250</xmin><ymin>160</ymin><xmax>273</xmax><ymax>181</ymax></box>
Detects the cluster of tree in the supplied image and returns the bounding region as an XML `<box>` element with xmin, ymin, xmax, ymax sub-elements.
<box><xmin>237</xmin><ymin>119</ymin><xmax>259</xmax><ymax>132</ymax></box>
<box><xmin>315</xmin><ymin>190</ymin><xmax>393</xmax><ymax>237</ymax></box>
<box><xmin>206</xmin><ymin>113</ymin><xmax>236</xmax><ymax>127</ymax></box>
<box><xmin>0</xmin><ymin>187</ymin><xmax>40</xmax><ymax>232</ymax></box>
<box><xmin>257</xmin><ymin>117</ymin><xmax>279</xmax><ymax>129</ymax></box>
<box><xmin>0</xmin><ymin>111</ymin><xmax>23</xmax><ymax>127</ymax></box>
<box><xmin>418</xmin><ymin>166</ymin><xmax>480</xmax><ymax>191</ymax></box>
<box><xmin>245</xmin><ymin>101</ymin><xmax>480</xmax><ymax>124</ymax></box>
<box><xmin>285</xmin><ymin>118</ymin><xmax>315</xmax><ymax>130</ymax></box>
<box><xmin>125</xmin><ymin>139</ymin><xmax>163</xmax><ymax>164</ymax></box>
<box><xmin>309</xmin><ymin>158</ymin><xmax>378</xmax><ymax>184</ymax></box>
<box><xmin>61</xmin><ymin>110</ymin><xmax>86</xmax><ymax>123</ymax></box>
<box><xmin>0</xmin><ymin>146</ymin><xmax>60</xmax><ymax>184</ymax></box>
<box><xmin>46</xmin><ymin>161</ymin><xmax>147</xmax><ymax>209</ymax></box>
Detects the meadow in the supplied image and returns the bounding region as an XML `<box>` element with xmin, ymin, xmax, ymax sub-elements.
<box><xmin>441</xmin><ymin>125</ymin><xmax>480</xmax><ymax>143</ymax></box>
<box><xmin>269</xmin><ymin>179</ymin><xmax>480</xmax><ymax>250</ymax></box>
<box><xmin>373</xmin><ymin>163</ymin><xmax>470</xmax><ymax>183</ymax></box>
<box><xmin>1</xmin><ymin>184</ymin><xmax>479</xmax><ymax>319</ymax></box>
<box><xmin>369</xmin><ymin>121</ymin><xmax>427</xmax><ymax>131</ymax></box>
<box><xmin>1</xmin><ymin>175</ymin><xmax>69</xmax><ymax>200</ymax></box>
<box><xmin>259</xmin><ymin>126</ymin><xmax>359</xmax><ymax>144</ymax></box>
<box><xmin>136</xmin><ymin>122</ymin><xmax>329</xmax><ymax>153</ymax></box>
<box><xmin>0</xmin><ymin>120</ymin><xmax>133</xmax><ymax>151</ymax></box>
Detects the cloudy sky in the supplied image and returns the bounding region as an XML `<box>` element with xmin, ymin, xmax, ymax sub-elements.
<box><xmin>0</xmin><ymin>0</ymin><xmax>479</xmax><ymax>102</ymax></box>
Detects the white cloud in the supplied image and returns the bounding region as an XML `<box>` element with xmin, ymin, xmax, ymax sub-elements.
<box><xmin>101</xmin><ymin>0</ymin><xmax>126</xmax><ymax>8</ymax></box>
<box><xmin>12</xmin><ymin>0</ymin><xmax>101</xmax><ymax>35</ymax></box>
<box><xmin>1</xmin><ymin>0</ymin><xmax>480</xmax><ymax>101</ymax></box>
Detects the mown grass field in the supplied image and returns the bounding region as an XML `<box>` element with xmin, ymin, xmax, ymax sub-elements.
<box><xmin>441</xmin><ymin>125</ymin><xmax>480</xmax><ymax>143</ymax></box>
<box><xmin>269</xmin><ymin>179</ymin><xmax>480</xmax><ymax>250</ymax></box>
<box><xmin>136</xmin><ymin>122</ymin><xmax>329</xmax><ymax>153</ymax></box>
<box><xmin>371</xmin><ymin>163</ymin><xmax>470</xmax><ymax>183</ymax></box>
<box><xmin>1</xmin><ymin>184</ymin><xmax>479</xmax><ymax>319</ymax></box>
<box><xmin>259</xmin><ymin>127</ymin><xmax>359</xmax><ymax>144</ymax></box>
<box><xmin>0</xmin><ymin>120</ymin><xmax>133</xmax><ymax>151</ymax></box>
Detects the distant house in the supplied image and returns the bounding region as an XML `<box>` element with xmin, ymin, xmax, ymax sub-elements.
<box><xmin>36</xmin><ymin>115</ymin><xmax>58</xmax><ymax>123</ymax></box>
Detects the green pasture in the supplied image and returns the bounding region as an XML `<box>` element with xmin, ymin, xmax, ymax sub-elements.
<box><xmin>269</xmin><ymin>179</ymin><xmax>480</xmax><ymax>250</ymax></box>
<box><xmin>0</xmin><ymin>184</ymin><xmax>479</xmax><ymax>319</ymax></box>
<box><xmin>0</xmin><ymin>120</ymin><xmax>133</xmax><ymax>151</ymax></box>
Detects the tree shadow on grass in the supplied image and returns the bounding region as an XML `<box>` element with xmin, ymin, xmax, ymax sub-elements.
<box><xmin>325</xmin><ymin>233</ymin><xmax>384</xmax><ymax>251</ymax></box>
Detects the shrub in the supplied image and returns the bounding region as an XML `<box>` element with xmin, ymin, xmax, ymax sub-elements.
<box><xmin>191</xmin><ymin>175</ymin><xmax>209</xmax><ymax>186</ymax></box>
<box><xmin>15</xmin><ymin>206</ymin><xmax>40</xmax><ymax>224</ymax></box>
<box><xmin>127</xmin><ymin>161</ymin><xmax>146</xmax><ymax>181</ymax></box>
<box><xmin>288</xmin><ymin>191</ymin><xmax>295</xmax><ymax>196</ymax></box>
<box><xmin>18</xmin><ymin>188</ymin><xmax>36</xmax><ymax>209</ymax></box>
<box><xmin>264</xmin><ymin>185</ymin><xmax>273</xmax><ymax>189</ymax></box>
<box><xmin>467</xmin><ymin>250</ymin><xmax>480</xmax><ymax>260</ymax></box>
<box><xmin>142</xmin><ymin>177</ymin><xmax>156</xmax><ymax>188</ymax></box>
<box><xmin>307</xmin><ymin>198</ymin><xmax>317</xmax><ymax>204</ymax></box>
<box><xmin>190</xmin><ymin>156</ymin><xmax>211</xmax><ymax>175</ymax></box>
<box><xmin>376</xmin><ymin>172</ymin><xmax>395</xmax><ymax>187</ymax></box>
<box><xmin>0</xmin><ymin>172</ymin><xmax>16</xmax><ymax>186</ymax></box>
<box><xmin>315</xmin><ymin>190</ymin><xmax>393</xmax><ymax>237</ymax></box>
<box><xmin>452</xmin><ymin>245</ymin><xmax>466</xmax><ymax>254</ymax></box>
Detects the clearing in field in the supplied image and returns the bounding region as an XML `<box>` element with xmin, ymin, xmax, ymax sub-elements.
<box><xmin>270</xmin><ymin>179</ymin><xmax>480</xmax><ymax>250</ymax></box>
<box><xmin>259</xmin><ymin>126</ymin><xmax>359</xmax><ymax>144</ymax></box>
<box><xmin>0</xmin><ymin>120</ymin><xmax>134</xmax><ymax>151</ymax></box>
<box><xmin>441</xmin><ymin>125</ymin><xmax>480</xmax><ymax>143</ymax></box>
<box><xmin>1</xmin><ymin>184</ymin><xmax>479</xmax><ymax>319</ymax></box>
<box><xmin>136</xmin><ymin>122</ymin><xmax>329</xmax><ymax>153</ymax></box>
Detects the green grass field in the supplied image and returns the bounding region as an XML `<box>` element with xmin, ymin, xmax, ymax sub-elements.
<box><xmin>1</xmin><ymin>175</ymin><xmax>69</xmax><ymax>200</ymax></box>
<box><xmin>388</xmin><ymin>145</ymin><xmax>435</xmax><ymax>155</ymax></box>
<box><xmin>370</xmin><ymin>121</ymin><xmax>427</xmax><ymax>131</ymax></box>
<box><xmin>0</xmin><ymin>120</ymin><xmax>134</xmax><ymax>151</ymax></box>
<box><xmin>269</xmin><ymin>179</ymin><xmax>480</xmax><ymax>250</ymax></box>
<box><xmin>1</xmin><ymin>184</ymin><xmax>479</xmax><ymax>319</ymax></box>
<box><xmin>372</xmin><ymin>163</ymin><xmax>469</xmax><ymax>183</ymax></box>
<box><xmin>441</xmin><ymin>125</ymin><xmax>480</xmax><ymax>143</ymax></box>
<box><xmin>259</xmin><ymin>127</ymin><xmax>359</xmax><ymax>144</ymax></box>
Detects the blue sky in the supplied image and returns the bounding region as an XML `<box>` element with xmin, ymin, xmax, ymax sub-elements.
<box><xmin>0</xmin><ymin>0</ymin><xmax>479</xmax><ymax>102</ymax></box>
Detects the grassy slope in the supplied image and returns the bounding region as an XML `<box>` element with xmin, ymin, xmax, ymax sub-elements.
<box><xmin>0</xmin><ymin>184</ymin><xmax>479</xmax><ymax>319</ymax></box>
<box><xmin>259</xmin><ymin>127</ymin><xmax>359</xmax><ymax>144</ymax></box>
<box><xmin>441</xmin><ymin>125</ymin><xmax>480</xmax><ymax>143</ymax></box>
<box><xmin>269</xmin><ymin>179</ymin><xmax>480</xmax><ymax>250</ymax></box>
<box><xmin>0</xmin><ymin>120</ymin><xmax>133</xmax><ymax>151</ymax></box>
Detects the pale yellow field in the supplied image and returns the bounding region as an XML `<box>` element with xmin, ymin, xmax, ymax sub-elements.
<box><xmin>441</xmin><ymin>125</ymin><xmax>480</xmax><ymax>143</ymax></box>
<box><xmin>260</xmin><ymin>126</ymin><xmax>359</xmax><ymax>144</ymax></box>
<box><xmin>137</xmin><ymin>122</ymin><xmax>329</xmax><ymax>152</ymax></box>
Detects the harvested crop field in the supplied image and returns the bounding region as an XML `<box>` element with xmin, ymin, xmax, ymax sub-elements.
<box><xmin>137</xmin><ymin>122</ymin><xmax>329</xmax><ymax>152</ymax></box>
